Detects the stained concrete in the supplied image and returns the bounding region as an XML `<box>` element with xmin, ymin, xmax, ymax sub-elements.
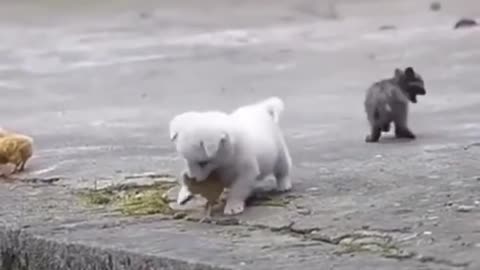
<box><xmin>0</xmin><ymin>0</ymin><xmax>480</xmax><ymax>269</ymax></box>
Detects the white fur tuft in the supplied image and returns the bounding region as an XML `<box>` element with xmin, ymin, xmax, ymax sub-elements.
<box><xmin>258</xmin><ymin>96</ymin><xmax>285</xmax><ymax>123</ymax></box>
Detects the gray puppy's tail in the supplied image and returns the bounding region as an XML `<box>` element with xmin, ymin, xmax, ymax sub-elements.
<box><xmin>258</xmin><ymin>96</ymin><xmax>285</xmax><ymax>123</ymax></box>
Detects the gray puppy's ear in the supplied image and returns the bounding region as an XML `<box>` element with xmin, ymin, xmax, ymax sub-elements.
<box><xmin>394</xmin><ymin>68</ymin><xmax>403</xmax><ymax>78</ymax></box>
<box><xmin>404</xmin><ymin>67</ymin><xmax>415</xmax><ymax>78</ymax></box>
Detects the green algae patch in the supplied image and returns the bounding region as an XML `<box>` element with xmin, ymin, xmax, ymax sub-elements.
<box><xmin>78</xmin><ymin>180</ymin><xmax>177</xmax><ymax>217</ymax></box>
<box><xmin>248</xmin><ymin>193</ymin><xmax>298</xmax><ymax>208</ymax></box>
<box><xmin>333</xmin><ymin>231</ymin><xmax>415</xmax><ymax>259</ymax></box>
<box><xmin>82</xmin><ymin>191</ymin><xmax>113</xmax><ymax>205</ymax></box>
<box><xmin>120</xmin><ymin>188</ymin><xmax>173</xmax><ymax>216</ymax></box>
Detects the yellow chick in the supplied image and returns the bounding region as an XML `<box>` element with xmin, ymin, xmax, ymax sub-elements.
<box><xmin>183</xmin><ymin>171</ymin><xmax>225</xmax><ymax>222</ymax></box>
<box><xmin>0</xmin><ymin>133</ymin><xmax>34</xmax><ymax>174</ymax></box>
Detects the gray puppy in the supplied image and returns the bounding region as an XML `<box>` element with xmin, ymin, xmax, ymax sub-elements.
<box><xmin>364</xmin><ymin>67</ymin><xmax>426</xmax><ymax>142</ymax></box>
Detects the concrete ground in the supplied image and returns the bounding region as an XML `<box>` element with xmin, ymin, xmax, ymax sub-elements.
<box><xmin>0</xmin><ymin>0</ymin><xmax>480</xmax><ymax>269</ymax></box>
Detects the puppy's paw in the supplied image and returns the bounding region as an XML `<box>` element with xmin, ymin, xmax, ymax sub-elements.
<box><xmin>176</xmin><ymin>185</ymin><xmax>193</xmax><ymax>205</ymax></box>
<box><xmin>395</xmin><ymin>129</ymin><xmax>416</xmax><ymax>139</ymax></box>
<box><xmin>276</xmin><ymin>177</ymin><xmax>292</xmax><ymax>192</ymax></box>
<box><xmin>223</xmin><ymin>200</ymin><xmax>245</xmax><ymax>216</ymax></box>
<box><xmin>365</xmin><ymin>135</ymin><xmax>377</xmax><ymax>143</ymax></box>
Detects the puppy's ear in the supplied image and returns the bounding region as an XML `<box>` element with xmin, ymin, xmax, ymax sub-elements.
<box><xmin>170</xmin><ymin>131</ymin><xmax>178</xmax><ymax>142</ymax></box>
<box><xmin>168</xmin><ymin>116</ymin><xmax>181</xmax><ymax>142</ymax></box>
<box><xmin>405</xmin><ymin>67</ymin><xmax>415</xmax><ymax>78</ymax></box>
<box><xmin>394</xmin><ymin>68</ymin><xmax>403</xmax><ymax>78</ymax></box>
<box><xmin>201</xmin><ymin>132</ymin><xmax>229</xmax><ymax>158</ymax></box>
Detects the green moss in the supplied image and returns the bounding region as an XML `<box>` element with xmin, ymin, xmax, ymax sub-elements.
<box><xmin>339</xmin><ymin>241</ymin><xmax>396</xmax><ymax>254</ymax></box>
<box><xmin>119</xmin><ymin>189</ymin><xmax>173</xmax><ymax>216</ymax></box>
<box><xmin>78</xmin><ymin>180</ymin><xmax>177</xmax><ymax>217</ymax></box>
<box><xmin>334</xmin><ymin>233</ymin><xmax>415</xmax><ymax>259</ymax></box>
<box><xmin>253</xmin><ymin>197</ymin><xmax>289</xmax><ymax>207</ymax></box>
<box><xmin>79</xmin><ymin>189</ymin><xmax>115</xmax><ymax>205</ymax></box>
<box><xmin>249</xmin><ymin>193</ymin><xmax>296</xmax><ymax>207</ymax></box>
<box><xmin>84</xmin><ymin>193</ymin><xmax>112</xmax><ymax>205</ymax></box>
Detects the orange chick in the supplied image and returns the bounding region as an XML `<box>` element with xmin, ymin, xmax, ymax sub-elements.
<box><xmin>183</xmin><ymin>171</ymin><xmax>225</xmax><ymax>222</ymax></box>
<box><xmin>0</xmin><ymin>133</ymin><xmax>34</xmax><ymax>174</ymax></box>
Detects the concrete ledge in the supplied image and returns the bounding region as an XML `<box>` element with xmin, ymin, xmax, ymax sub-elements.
<box><xmin>0</xmin><ymin>226</ymin><xmax>230</xmax><ymax>270</ymax></box>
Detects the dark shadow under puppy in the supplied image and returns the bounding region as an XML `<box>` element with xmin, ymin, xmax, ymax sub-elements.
<box><xmin>364</xmin><ymin>67</ymin><xmax>426</xmax><ymax>143</ymax></box>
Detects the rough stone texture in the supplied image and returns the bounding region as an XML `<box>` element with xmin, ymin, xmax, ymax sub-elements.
<box><xmin>1</xmin><ymin>0</ymin><xmax>480</xmax><ymax>269</ymax></box>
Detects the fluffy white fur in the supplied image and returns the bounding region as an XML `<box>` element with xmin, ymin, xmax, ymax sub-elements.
<box><xmin>169</xmin><ymin>97</ymin><xmax>292</xmax><ymax>215</ymax></box>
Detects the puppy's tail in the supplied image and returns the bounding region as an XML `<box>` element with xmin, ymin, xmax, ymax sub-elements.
<box><xmin>258</xmin><ymin>96</ymin><xmax>284</xmax><ymax>123</ymax></box>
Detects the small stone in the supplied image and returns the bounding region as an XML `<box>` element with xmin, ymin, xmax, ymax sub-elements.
<box><xmin>215</xmin><ymin>217</ymin><xmax>240</xmax><ymax>226</ymax></box>
<box><xmin>297</xmin><ymin>208</ymin><xmax>311</xmax><ymax>215</ymax></box>
<box><xmin>453</xmin><ymin>235</ymin><xmax>462</xmax><ymax>241</ymax></box>
<box><xmin>430</xmin><ymin>2</ymin><xmax>441</xmax><ymax>12</ymax></box>
<box><xmin>173</xmin><ymin>212</ymin><xmax>187</xmax><ymax>219</ymax></box>
<box><xmin>454</xmin><ymin>18</ymin><xmax>478</xmax><ymax>29</ymax></box>
<box><xmin>456</xmin><ymin>205</ymin><xmax>475</xmax><ymax>213</ymax></box>
<box><xmin>360</xmin><ymin>244</ymin><xmax>384</xmax><ymax>252</ymax></box>
<box><xmin>378</xmin><ymin>25</ymin><xmax>397</xmax><ymax>31</ymax></box>
<box><xmin>139</xmin><ymin>11</ymin><xmax>151</xmax><ymax>19</ymax></box>
<box><xmin>423</xmin><ymin>231</ymin><xmax>432</xmax><ymax>235</ymax></box>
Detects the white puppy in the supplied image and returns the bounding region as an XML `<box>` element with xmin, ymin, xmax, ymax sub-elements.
<box><xmin>169</xmin><ymin>97</ymin><xmax>292</xmax><ymax>215</ymax></box>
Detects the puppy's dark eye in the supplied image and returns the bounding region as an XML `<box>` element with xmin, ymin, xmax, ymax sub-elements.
<box><xmin>197</xmin><ymin>161</ymin><xmax>208</xmax><ymax>168</ymax></box>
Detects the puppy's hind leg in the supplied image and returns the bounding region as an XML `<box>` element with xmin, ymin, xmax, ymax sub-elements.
<box><xmin>365</xmin><ymin>125</ymin><xmax>381</xmax><ymax>143</ymax></box>
<box><xmin>274</xmin><ymin>144</ymin><xmax>292</xmax><ymax>192</ymax></box>
<box><xmin>393</xmin><ymin>106</ymin><xmax>415</xmax><ymax>139</ymax></box>
<box><xmin>381</xmin><ymin>122</ymin><xmax>391</xmax><ymax>132</ymax></box>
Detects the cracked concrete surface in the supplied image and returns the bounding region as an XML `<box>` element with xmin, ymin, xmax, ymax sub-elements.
<box><xmin>0</xmin><ymin>0</ymin><xmax>480</xmax><ymax>269</ymax></box>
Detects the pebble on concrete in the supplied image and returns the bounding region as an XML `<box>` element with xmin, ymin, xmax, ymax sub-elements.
<box><xmin>456</xmin><ymin>205</ymin><xmax>475</xmax><ymax>213</ymax></box>
<box><xmin>454</xmin><ymin>18</ymin><xmax>478</xmax><ymax>29</ymax></box>
<box><xmin>430</xmin><ymin>2</ymin><xmax>442</xmax><ymax>12</ymax></box>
